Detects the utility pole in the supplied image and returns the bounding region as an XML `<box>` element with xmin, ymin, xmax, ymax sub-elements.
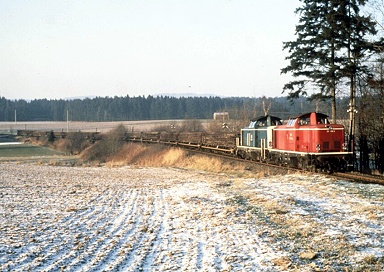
<box><xmin>348</xmin><ymin>94</ymin><xmax>356</xmax><ymax>152</ymax></box>
<box><xmin>348</xmin><ymin>72</ymin><xmax>357</xmax><ymax>170</ymax></box>
<box><xmin>347</xmin><ymin>3</ymin><xmax>356</xmax><ymax>170</ymax></box>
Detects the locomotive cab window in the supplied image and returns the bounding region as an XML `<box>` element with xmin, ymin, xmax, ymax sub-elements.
<box><xmin>248</xmin><ymin>115</ymin><xmax>283</xmax><ymax>127</ymax></box>
<box><xmin>271</xmin><ymin>119</ymin><xmax>283</xmax><ymax>126</ymax></box>
<box><xmin>317</xmin><ymin>117</ymin><xmax>329</xmax><ymax>124</ymax></box>
<box><xmin>287</xmin><ymin>118</ymin><xmax>296</xmax><ymax>126</ymax></box>
<box><xmin>298</xmin><ymin>117</ymin><xmax>310</xmax><ymax>126</ymax></box>
<box><xmin>248</xmin><ymin>121</ymin><xmax>257</xmax><ymax>128</ymax></box>
<box><xmin>255</xmin><ymin>120</ymin><xmax>267</xmax><ymax>127</ymax></box>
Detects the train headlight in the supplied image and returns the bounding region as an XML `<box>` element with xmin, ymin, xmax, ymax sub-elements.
<box><xmin>343</xmin><ymin>143</ymin><xmax>348</xmax><ymax>151</ymax></box>
<box><xmin>316</xmin><ymin>144</ymin><xmax>321</xmax><ymax>152</ymax></box>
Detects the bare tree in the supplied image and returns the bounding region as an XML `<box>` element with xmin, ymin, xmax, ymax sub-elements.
<box><xmin>261</xmin><ymin>96</ymin><xmax>272</xmax><ymax>116</ymax></box>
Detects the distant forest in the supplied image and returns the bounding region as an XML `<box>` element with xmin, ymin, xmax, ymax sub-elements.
<box><xmin>0</xmin><ymin>95</ymin><xmax>351</xmax><ymax>122</ymax></box>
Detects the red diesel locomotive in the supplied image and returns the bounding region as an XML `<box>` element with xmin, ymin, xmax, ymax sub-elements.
<box><xmin>237</xmin><ymin>112</ymin><xmax>353</xmax><ymax>172</ymax></box>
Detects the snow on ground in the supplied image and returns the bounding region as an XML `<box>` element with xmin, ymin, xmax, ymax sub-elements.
<box><xmin>0</xmin><ymin>163</ymin><xmax>383</xmax><ymax>271</ymax></box>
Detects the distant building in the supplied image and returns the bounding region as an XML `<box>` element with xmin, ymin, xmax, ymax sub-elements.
<box><xmin>213</xmin><ymin>112</ymin><xmax>229</xmax><ymax>121</ymax></box>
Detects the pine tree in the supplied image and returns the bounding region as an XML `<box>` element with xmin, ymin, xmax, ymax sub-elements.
<box><xmin>282</xmin><ymin>0</ymin><xmax>377</xmax><ymax>122</ymax></box>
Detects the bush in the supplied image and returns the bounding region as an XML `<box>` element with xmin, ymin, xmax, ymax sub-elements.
<box><xmin>80</xmin><ymin>124</ymin><xmax>128</xmax><ymax>162</ymax></box>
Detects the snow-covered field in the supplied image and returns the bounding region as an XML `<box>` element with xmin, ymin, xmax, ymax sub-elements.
<box><xmin>1</xmin><ymin>163</ymin><xmax>383</xmax><ymax>271</ymax></box>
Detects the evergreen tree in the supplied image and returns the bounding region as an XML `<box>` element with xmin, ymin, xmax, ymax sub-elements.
<box><xmin>282</xmin><ymin>0</ymin><xmax>377</xmax><ymax>122</ymax></box>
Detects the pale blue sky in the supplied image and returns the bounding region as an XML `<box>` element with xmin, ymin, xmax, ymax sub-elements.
<box><xmin>1</xmin><ymin>0</ymin><xmax>300</xmax><ymax>100</ymax></box>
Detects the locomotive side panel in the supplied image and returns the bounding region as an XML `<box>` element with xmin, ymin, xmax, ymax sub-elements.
<box><xmin>300</xmin><ymin>128</ymin><xmax>312</xmax><ymax>152</ymax></box>
<box><xmin>316</xmin><ymin>125</ymin><xmax>345</xmax><ymax>152</ymax></box>
<box><xmin>296</xmin><ymin>129</ymin><xmax>308</xmax><ymax>152</ymax></box>
<box><xmin>241</xmin><ymin>129</ymin><xmax>267</xmax><ymax>148</ymax></box>
<box><xmin>274</xmin><ymin>128</ymin><xmax>297</xmax><ymax>151</ymax></box>
<box><xmin>294</xmin><ymin>125</ymin><xmax>346</xmax><ymax>153</ymax></box>
<box><xmin>241</xmin><ymin>129</ymin><xmax>257</xmax><ymax>147</ymax></box>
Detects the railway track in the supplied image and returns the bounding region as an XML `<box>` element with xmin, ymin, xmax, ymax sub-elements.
<box><xmin>184</xmin><ymin>145</ymin><xmax>384</xmax><ymax>185</ymax></box>
<box><xmin>332</xmin><ymin>172</ymin><xmax>384</xmax><ymax>185</ymax></box>
<box><xmin>126</xmin><ymin>136</ymin><xmax>384</xmax><ymax>186</ymax></box>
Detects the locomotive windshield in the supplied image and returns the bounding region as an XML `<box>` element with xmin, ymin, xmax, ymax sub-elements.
<box><xmin>288</xmin><ymin>112</ymin><xmax>331</xmax><ymax>126</ymax></box>
<box><xmin>248</xmin><ymin>121</ymin><xmax>257</xmax><ymax>128</ymax></box>
<box><xmin>247</xmin><ymin>115</ymin><xmax>282</xmax><ymax>128</ymax></box>
<box><xmin>247</xmin><ymin>120</ymin><xmax>267</xmax><ymax>127</ymax></box>
<box><xmin>287</xmin><ymin>118</ymin><xmax>296</xmax><ymax>126</ymax></box>
<box><xmin>316</xmin><ymin>117</ymin><xmax>329</xmax><ymax>124</ymax></box>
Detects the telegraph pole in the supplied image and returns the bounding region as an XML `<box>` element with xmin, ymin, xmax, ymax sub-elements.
<box><xmin>347</xmin><ymin>4</ymin><xmax>356</xmax><ymax>170</ymax></box>
<box><xmin>348</xmin><ymin>73</ymin><xmax>357</xmax><ymax>170</ymax></box>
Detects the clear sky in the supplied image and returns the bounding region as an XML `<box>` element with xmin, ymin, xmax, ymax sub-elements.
<box><xmin>1</xmin><ymin>0</ymin><xmax>301</xmax><ymax>100</ymax></box>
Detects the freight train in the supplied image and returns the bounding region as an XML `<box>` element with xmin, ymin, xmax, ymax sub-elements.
<box><xmin>126</xmin><ymin>112</ymin><xmax>353</xmax><ymax>173</ymax></box>
<box><xmin>236</xmin><ymin>112</ymin><xmax>353</xmax><ymax>172</ymax></box>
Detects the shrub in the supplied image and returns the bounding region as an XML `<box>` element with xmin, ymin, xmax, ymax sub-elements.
<box><xmin>80</xmin><ymin>124</ymin><xmax>128</xmax><ymax>162</ymax></box>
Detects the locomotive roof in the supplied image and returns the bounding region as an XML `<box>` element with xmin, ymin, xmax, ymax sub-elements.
<box><xmin>250</xmin><ymin>115</ymin><xmax>282</xmax><ymax>122</ymax></box>
<box><xmin>290</xmin><ymin>112</ymin><xmax>329</xmax><ymax>119</ymax></box>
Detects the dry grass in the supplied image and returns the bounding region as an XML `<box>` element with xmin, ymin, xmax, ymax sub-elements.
<box><xmin>52</xmin><ymin>138</ymin><xmax>71</xmax><ymax>152</ymax></box>
<box><xmin>271</xmin><ymin>256</ymin><xmax>292</xmax><ymax>270</ymax></box>
<box><xmin>103</xmin><ymin>142</ymin><xmax>255</xmax><ymax>176</ymax></box>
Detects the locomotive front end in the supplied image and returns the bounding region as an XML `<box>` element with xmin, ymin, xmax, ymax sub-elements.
<box><xmin>272</xmin><ymin>112</ymin><xmax>352</xmax><ymax>172</ymax></box>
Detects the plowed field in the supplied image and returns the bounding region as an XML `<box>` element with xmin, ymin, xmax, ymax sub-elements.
<box><xmin>1</xmin><ymin>164</ymin><xmax>383</xmax><ymax>271</ymax></box>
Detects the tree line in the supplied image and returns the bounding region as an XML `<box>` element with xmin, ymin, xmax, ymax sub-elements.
<box><xmin>0</xmin><ymin>95</ymin><xmax>340</xmax><ymax>122</ymax></box>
